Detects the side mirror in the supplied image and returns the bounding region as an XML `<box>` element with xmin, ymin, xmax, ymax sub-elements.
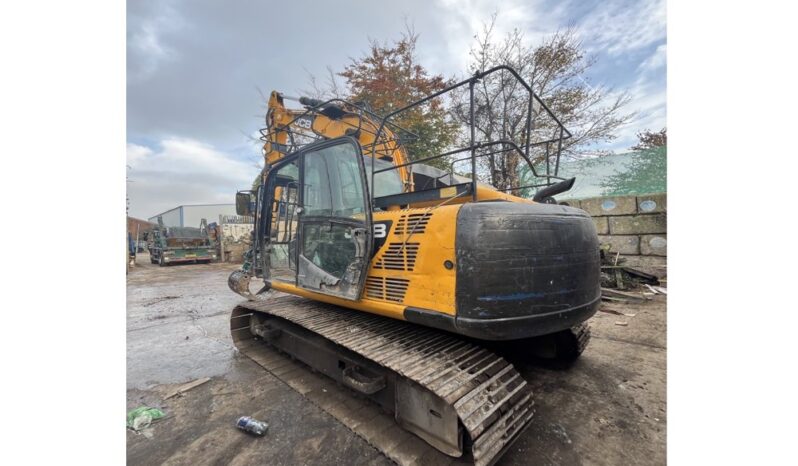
<box><xmin>236</xmin><ymin>191</ymin><xmax>254</xmax><ymax>216</ymax></box>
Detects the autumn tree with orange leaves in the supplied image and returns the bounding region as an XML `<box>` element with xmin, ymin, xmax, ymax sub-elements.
<box><xmin>312</xmin><ymin>30</ymin><xmax>459</xmax><ymax>170</ymax></box>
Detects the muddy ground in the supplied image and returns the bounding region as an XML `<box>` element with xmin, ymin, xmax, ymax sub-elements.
<box><xmin>127</xmin><ymin>255</ymin><xmax>666</xmax><ymax>465</ymax></box>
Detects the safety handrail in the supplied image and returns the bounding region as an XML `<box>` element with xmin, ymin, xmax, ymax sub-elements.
<box><xmin>368</xmin><ymin>65</ymin><xmax>571</xmax><ymax>202</ymax></box>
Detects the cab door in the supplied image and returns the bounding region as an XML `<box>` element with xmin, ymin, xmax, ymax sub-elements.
<box><xmin>262</xmin><ymin>158</ymin><xmax>301</xmax><ymax>283</ymax></box>
<box><xmin>296</xmin><ymin>137</ymin><xmax>373</xmax><ymax>300</ymax></box>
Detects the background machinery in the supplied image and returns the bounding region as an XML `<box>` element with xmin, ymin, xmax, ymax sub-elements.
<box><xmin>228</xmin><ymin>66</ymin><xmax>600</xmax><ymax>465</ymax></box>
<box><xmin>150</xmin><ymin>218</ymin><xmax>217</xmax><ymax>266</ymax></box>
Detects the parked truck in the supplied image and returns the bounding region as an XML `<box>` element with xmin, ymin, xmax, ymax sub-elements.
<box><xmin>149</xmin><ymin>218</ymin><xmax>217</xmax><ymax>266</ymax></box>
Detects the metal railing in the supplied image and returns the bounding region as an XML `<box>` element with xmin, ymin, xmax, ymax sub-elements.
<box><xmin>258</xmin><ymin>98</ymin><xmax>418</xmax><ymax>163</ymax></box>
<box><xmin>258</xmin><ymin>66</ymin><xmax>571</xmax><ymax>204</ymax></box>
<box><xmin>368</xmin><ymin>65</ymin><xmax>571</xmax><ymax>202</ymax></box>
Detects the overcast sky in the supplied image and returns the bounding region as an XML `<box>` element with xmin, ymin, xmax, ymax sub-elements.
<box><xmin>126</xmin><ymin>0</ymin><xmax>666</xmax><ymax>220</ymax></box>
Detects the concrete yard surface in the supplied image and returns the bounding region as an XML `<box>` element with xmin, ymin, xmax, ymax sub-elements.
<box><xmin>127</xmin><ymin>256</ymin><xmax>666</xmax><ymax>465</ymax></box>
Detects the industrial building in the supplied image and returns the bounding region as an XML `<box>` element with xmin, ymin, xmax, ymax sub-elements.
<box><xmin>127</xmin><ymin>216</ymin><xmax>156</xmax><ymax>238</ymax></box>
<box><xmin>148</xmin><ymin>204</ymin><xmax>237</xmax><ymax>228</ymax></box>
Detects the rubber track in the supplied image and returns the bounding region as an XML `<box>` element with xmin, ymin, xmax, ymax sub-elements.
<box><xmin>570</xmin><ymin>322</ymin><xmax>591</xmax><ymax>356</ymax></box>
<box><xmin>233</xmin><ymin>295</ymin><xmax>534</xmax><ymax>466</ymax></box>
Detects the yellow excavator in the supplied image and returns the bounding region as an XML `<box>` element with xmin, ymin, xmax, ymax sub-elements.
<box><xmin>228</xmin><ymin>66</ymin><xmax>600</xmax><ymax>465</ymax></box>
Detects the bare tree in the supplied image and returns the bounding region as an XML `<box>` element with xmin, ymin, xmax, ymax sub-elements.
<box><xmin>302</xmin><ymin>65</ymin><xmax>346</xmax><ymax>100</ymax></box>
<box><xmin>451</xmin><ymin>17</ymin><xmax>635</xmax><ymax>191</ymax></box>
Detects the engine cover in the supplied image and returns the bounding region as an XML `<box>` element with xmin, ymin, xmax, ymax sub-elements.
<box><xmin>453</xmin><ymin>201</ymin><xmax>601</xmax><ymax>340</ymax></box>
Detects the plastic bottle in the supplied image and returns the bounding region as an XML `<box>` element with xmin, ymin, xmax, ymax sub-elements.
<box><xmin>236</xmin><ymin>416</ymin><xmax>269</xmax><ymax>436</ymax></box>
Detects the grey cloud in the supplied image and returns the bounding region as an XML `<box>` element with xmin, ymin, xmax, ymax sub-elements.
<box><xmin>127</xmin><ymin>0</ymin><xmax>456</xmax><ymax>149</ymax></box>
<box><xmin>127</xmin><ymin>139</ymin><xmax>257</xmax><ymax>218</ymax></box>
<box><xmin>126</xmin><ymin>0</ymin><xmax>471</xmax><ymax>218</ymax></box>
<box><xmin>127</xmin><ymin>0</ymin><xmax>666</xmax><ymax>217</ymax></box>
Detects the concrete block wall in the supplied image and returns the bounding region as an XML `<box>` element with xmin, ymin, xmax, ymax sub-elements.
<box><xmin>217</xmin><ymin>217</ymin><xmax>253</xmax><ymax>264</ymax></box>
<box><xmin>563</xmin><ymin>193</ymin><xmax>667</xmax><ymax>277</ymax></box>
<box><xmin>223</xmin><ymin>242</ymin><xmax>248</xmax><ymax>263</ymax></box>
<box><xmin>219</xmin><ymin>232</ymin><xmax>251</xmax><ymax>264</ymax></box>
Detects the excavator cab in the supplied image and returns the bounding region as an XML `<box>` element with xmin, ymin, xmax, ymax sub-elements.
<box><xmin>257</xmin><ymin>136</ymin><xmax>373</xmax><ymax>301</ymax></box>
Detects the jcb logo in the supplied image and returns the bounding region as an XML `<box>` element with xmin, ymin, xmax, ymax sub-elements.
<box><xmin>373</xmin><ymin>223</ymin><xmax>387</xmax><ymax>238</ymax></box>
<box><xmin>370</xmin><ymin>220</ymin><xmax>393</xmax><ymax>258</ymax></box>
<box><xmin>295</xmin><ymin>117</ymin><xmax>313</xmax><ymax>129</ymax></box>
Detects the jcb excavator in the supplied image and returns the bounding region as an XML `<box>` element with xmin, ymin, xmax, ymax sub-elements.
<box><xmin>228</xmin><ymin>66</ymin><xmax>600</xmax><ymax>465</ymax></box>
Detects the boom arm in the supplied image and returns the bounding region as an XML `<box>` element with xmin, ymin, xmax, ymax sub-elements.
<box><xmin>262</xmin><ymin>91</ymin><xmax>412</xmax><ymax>189</ymax></box>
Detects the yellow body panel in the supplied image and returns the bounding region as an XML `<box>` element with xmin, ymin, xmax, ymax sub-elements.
<box><xmin>269</xmin><ymin>280</ymin><xmax>408</xmax><ymax>320</ymax></box>
<box><xmin>367</xmin><ymin>206</ymin><xmax>460</xmax><ymax>315</ymax></box>
<box><xmin>267</xmin><ymin>204</ymin><xmax>462</xmax><ymax>321</ymax></box>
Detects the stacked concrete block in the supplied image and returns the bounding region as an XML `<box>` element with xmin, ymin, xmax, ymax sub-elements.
<box><xmin>592</xmin><ymin>216</ymin><xmax>609</xmax><ymax>235</ymax></box>
<box><xmin>640</xmin><ymin>235</ymin><xmax>667</xmax><ymax>256</ymax></box>
<box><xmin>218</xmin><ymin>220</ymin><xmax>254</xmax><ymax>264</ymax></box>
<box><xmin>223</xmin><ymin>243</ymin><xmax>248</xmax><ymax>263</ymax></box>
<box><xmin>568</xmin><ymin>192</ymin><xmax>667</xmax><ymax>277</ymax></box>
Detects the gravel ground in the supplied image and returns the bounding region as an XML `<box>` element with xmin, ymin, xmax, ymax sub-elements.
<box><xmin>127</xmin><ymin>255</ymin><xmax>666</xmax><ymax>465</ymax></box>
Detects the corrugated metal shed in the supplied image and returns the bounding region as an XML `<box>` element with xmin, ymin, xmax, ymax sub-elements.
<box><xmin>182</xmin><ymin>204</ymin><xmax>237</xmax><ymax>228</ymax></box>
<box><xmin>148</xmin><ymin>204</ymin><xmax>237</xmax><ymax>227</ymax></box>
<box><xmin>149</xmin><ymin>206</ymin><xmax>182</xmax><ymax>227</ymax></box>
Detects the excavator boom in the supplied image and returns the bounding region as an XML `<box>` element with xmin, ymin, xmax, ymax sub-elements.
<box><xmin>261</xmin><ymin>91</ymin><xmax>413</xmax><ymax>187</ymax></box>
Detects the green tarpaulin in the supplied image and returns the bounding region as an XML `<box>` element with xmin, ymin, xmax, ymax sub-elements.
<box><xmin>525</xmin><ymin>146</ymin><xmax>667</xmax><ymax>200</ymax></box>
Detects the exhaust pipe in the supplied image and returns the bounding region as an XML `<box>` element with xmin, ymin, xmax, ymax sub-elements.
<box><xmin>298</xmin><ymin>96</ymin><xmax>325</xmax><ymax>107</ymax></box>
<box><xmin>533</xmin><ymin>177</ymin><xmax>576</xmax><ymax>203</ymax></box>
